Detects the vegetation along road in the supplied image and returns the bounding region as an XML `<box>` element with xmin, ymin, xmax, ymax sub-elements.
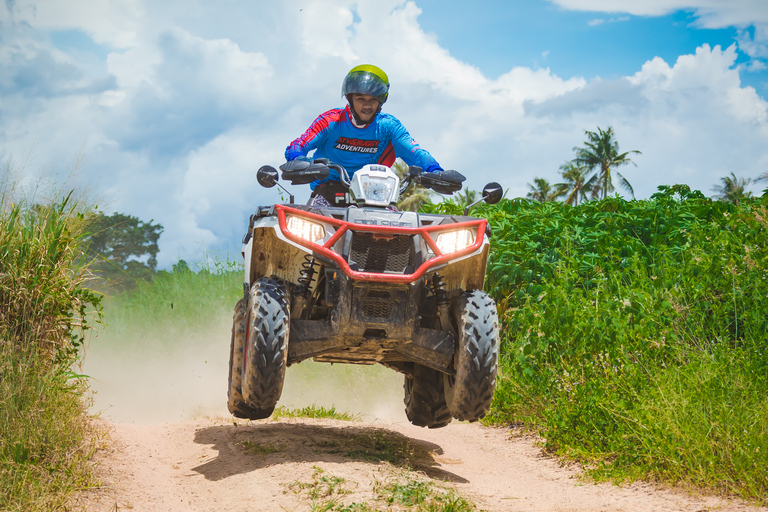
<box><xmin>3</xmin><ymin>154</ymin><xmax>767</xmax><ymax>510</ymax></box>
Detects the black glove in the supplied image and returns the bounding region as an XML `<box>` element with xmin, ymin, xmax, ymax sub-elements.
<box><xmin>421</xmin><ymin>169</ymin><xmax>466</xmax><ymax>194</ymax></box>
<box><xmin>279</xmin><ymin>159</ymin><xmax>330</xmax><ymax>185</ymax></box>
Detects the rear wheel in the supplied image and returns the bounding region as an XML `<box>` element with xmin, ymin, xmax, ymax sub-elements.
<box><xmin>241</xmin><ymin>277</ymin><xmax>290</xmax><ymax>419</ymax></box>
<box><xmin>227</xmin><ymin>297</ymin><xmax>261</xmax><ymax>419</ymax></box>
<box><xmin>404</xmin><ymin>364</ymin><xmax>452</xmax><ymax>428</ymax></box>
<box><xmin>444</xmin><ymin>290</ymin><xmax>499</xmax><ymax>422</ymax></box>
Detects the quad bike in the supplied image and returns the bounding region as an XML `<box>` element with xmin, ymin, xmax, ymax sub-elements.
<box><xmin>227</xmin><ymin>158</ymin><xmax>503</xmax><ymax>428</ymax></box>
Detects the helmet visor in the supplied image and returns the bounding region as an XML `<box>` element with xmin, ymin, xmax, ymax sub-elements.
<box><xmin>342</xmin><ymin>71</ymin><xmax>389</xmax><ymax>102</ymax></box>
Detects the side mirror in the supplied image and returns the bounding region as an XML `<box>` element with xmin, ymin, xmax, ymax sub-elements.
<box><xmin>257</xmin><ymin>166</ymin><xmax>279</xmax><ymax>188</ymax></box>
<box><xmin>482</xmin><ymin>182</ymin><xmax>503</xmax><ymax>205</ymax></box>
<box><xmin>463</xmin><ymin>182</ymin><xmax>504</xmax><ymax>216</ymax></box>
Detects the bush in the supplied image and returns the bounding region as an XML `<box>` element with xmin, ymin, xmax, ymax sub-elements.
<box><xmin>429</xmin><ymin>188</ymin><xmax>768</xmax><ymax>503</ymax></box>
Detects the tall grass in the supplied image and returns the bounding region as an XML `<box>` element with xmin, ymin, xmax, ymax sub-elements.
<box><xmin>0</xmin><ymin>185</ymin><xmax>103</xmax><ymax>510</ymax></box>
<box><xmin>98</xmin><ymin>259</ymin><xmax>243</xmax><ymax>351</ymax></box>
<box><xmin>426</xmin><ymin>188</ymin><xmax>768</xmax><ymax>503</ymax></box>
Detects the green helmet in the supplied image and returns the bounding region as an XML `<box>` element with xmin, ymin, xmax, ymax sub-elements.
<box><xmin>341</xmin><ymin>64</ymin><xmax>390</xmax><ymax>104</ymax></box>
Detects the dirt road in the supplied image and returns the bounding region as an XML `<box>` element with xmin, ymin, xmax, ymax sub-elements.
<box><xmin>77</xmin><ymin>322</ymin><xmax>766</xmax><ymax>512</ymax></box>
<box><xmin>72</xmin><ymin>415</ymin><xmax>766</xmax><ymax>512</ymax></box>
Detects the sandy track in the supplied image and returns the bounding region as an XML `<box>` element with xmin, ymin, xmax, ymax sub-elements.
<box><xmin>78</xmin><ymin>323</ymin><xmax>765</xmax><ymax>512</ymax></box>
<box><xmin>72</xmin><ymin>416</ymin><xmax>765</xmax><ymax>512</ymax></box>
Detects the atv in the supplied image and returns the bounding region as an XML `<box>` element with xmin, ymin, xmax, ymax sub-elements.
<box><xmin>227</xmin><ymin>159</ymin><xmax>503</xmax><ymax>428</ymax></box>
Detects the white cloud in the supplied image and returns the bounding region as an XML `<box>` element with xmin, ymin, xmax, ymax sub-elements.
<box><xmin>300</xmin><ymin>3</ymin><xmax>358</xmax><ymax>61</ymax></box>
<box><xmin>2</xmin><ymin>0</ymin><xmax>768</xmax><ymax>268</ymax></box>
<box><xmin>1</xmin><ymin>0</ymin><xmax>143</xmax><ymax>47</ymax></box>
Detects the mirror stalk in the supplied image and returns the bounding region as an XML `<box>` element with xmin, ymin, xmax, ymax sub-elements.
<box><xmin>277</xmin><ymin>182</ymin><xmax>294</xmax><ymax>204</ymax></box>
<box><xmin>464</xmin><ymin>196</ymin><xmax>486</xmax><ymax>216</ymax></box>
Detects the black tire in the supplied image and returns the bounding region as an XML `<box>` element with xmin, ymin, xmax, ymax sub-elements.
<box><xmin>227</xmin><ymin>297</ymin><xmax>261</xmax><ymax>419</ymax></box>
<box><xmin>444</xmin><ymin>290</ymin><xmax>499</xmax><ymax>422</ymax></box>
<box><xmin>404</xmin><ymin>364</ymin><xmax>452</xmax><ymax>428</ymax></box>
<box><xmin>241</xmin><ymin>277</ymin><xmax>290</xmax><ymax>419</ymax></box>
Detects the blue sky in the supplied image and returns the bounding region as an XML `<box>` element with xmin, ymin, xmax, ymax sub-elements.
<box><xmin>1</xmin><ymin>0</ymin><xmax>767</xmax><ymax>267</ymax></box>
<box><xmin>418</xmin><ymin>1</ymin><xmax>766</xmax><ymax>91</ymax></box>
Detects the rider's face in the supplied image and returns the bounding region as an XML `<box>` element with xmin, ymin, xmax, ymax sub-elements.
<box><xmin>351</xmin><ymin>94</ymin><xmax>380</xmax><ymax>124</ymax></box>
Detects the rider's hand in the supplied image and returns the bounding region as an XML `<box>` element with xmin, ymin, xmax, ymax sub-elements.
<box><xmin>286</xmin><ymin>149</ymin><xmax>308</xmax><ymax>161</ymax></box>
<box><xmin>424</xmin><ymin>164</ymin><xmax>444</xmax><ymax>174</ymax></box>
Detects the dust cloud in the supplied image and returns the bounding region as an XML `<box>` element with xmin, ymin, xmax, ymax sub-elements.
<box><xmin>83</xmin><ymin>310</ymin><xmax>408</xmax><ymax>425</ymax></box>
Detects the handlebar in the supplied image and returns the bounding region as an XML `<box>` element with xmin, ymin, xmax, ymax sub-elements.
<box><xmin>279</xmin><ymin>158</ymin><xmax>466</xmax><ymax>196</ymax></box>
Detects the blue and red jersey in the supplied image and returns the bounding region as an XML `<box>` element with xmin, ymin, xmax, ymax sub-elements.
<box><xmin>285</xmin><ymin>105</ymin><xmax>442</xmax><ymax>187</ymax></box>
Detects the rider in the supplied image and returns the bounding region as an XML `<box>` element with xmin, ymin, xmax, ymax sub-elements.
<box><xmin>285</xmin><ymin>64</ymin><xmax>444</xmax><ymax>206</ymax></box>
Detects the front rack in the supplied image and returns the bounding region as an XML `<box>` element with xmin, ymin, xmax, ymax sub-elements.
<box><xmin>274</xmin><ymin>204</ymin><xmax>488</xmax><ymax>283</ymax></box>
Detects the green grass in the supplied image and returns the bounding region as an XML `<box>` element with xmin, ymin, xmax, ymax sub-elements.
<box><xmin>374</xmin><ymin>473</ymin><xmax>477</xmax><ymax>512</ymax></box>
<box><xmin>1</xmin><ymin>189</ymin><xmax>103</xmax><ymax>511</ymax></box>
<box><xmin>287</xmin><ymin>467</ymin><xmax>478</xmax><ymax>512</ymax></box>
<box><xmin>273</xmin><ymin>404</ymin><xmax>360</xmax><ymax>422</ymax></box>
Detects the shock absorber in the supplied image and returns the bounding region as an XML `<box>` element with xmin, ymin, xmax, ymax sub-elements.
<box><xmin>298</xmin><ymin>254</ymin><xmax>317</xmax><ymax>296</ymax></box>
<box><xmin>432</xmin><ymin>273</ymin><xmax>452</xmax><ymax>332</ymax></box>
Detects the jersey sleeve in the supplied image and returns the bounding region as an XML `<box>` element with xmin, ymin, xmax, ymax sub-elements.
<box><xmin>385</xmin><ymin>117</ymin><xmax>443</xmax><ymax>173</ymax></box>
<box><xmin>284</xmin><ymin>109</ymin><xmax>343</xmax><ymax>161</ymax></box>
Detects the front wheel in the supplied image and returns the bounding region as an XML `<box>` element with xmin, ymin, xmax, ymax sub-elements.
<box><xmin>227</xmin><ymin>297</ymin><xmax>261</xmax><ymax>419</ymax></box>
<box><xmin>444</xmin><ymin>290</ymin><xmax>499</xmax><ymax>422</ymax></box>
<box><xmin>241</xmin><ymin>277</ymin><xmax>290</xmax><ymax>420</ymax></box>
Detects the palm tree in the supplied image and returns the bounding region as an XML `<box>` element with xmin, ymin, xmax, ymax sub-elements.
<box><xmin>526</xmin><ymin>177</ymin><xmax>562</xmax><ymax>202</ymax></box>
<box><xmin>712</xmin><ymin>172</ymin><xmax>752</xmax><ymax>205</ymax></box>
<box><xmin>554</xmin><ymin>161</ymin><xmax>591</xmax><ymax>206</ymax></box>
<box><xmin>757</xmin><ymin>171</ymin><xmax>768</xmax><ymax>195</ymax></box>
<box><xmin>398</xmin><ymin>188</ymin><xmax>433</xmax><ymax>211</ymax></box>
<box><xmin>572</xmin><ymin>126</ymin><xmax>640</xmax><ymax>200</ymax></box>
<box><xmin>392</xmin><ymin>159</ymin><xmax>433</xmax><ymax>211</ymax></box>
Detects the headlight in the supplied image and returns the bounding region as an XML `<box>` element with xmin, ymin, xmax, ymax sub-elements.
<box><xmin>349</xmin><ymin>165</ymin><xmax>400</xmax><ymax>206</ymax></box>
<box><xmin>286</xmin><ymin>215</ymin><xmax>326</xmax><ymax>243</ymax></box>
<box><xmin>435</xmin><ymin>229</ymin><xmax>475</xmax><ymax>254</ymax></box>
<box><xmin>360</xmin><ymin>175</ymin><xmax>397</xmax><ymax>205</ymax></box>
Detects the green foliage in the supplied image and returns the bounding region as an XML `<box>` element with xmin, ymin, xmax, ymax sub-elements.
<box><xmin>0</xmin><ymin>195</ymin><xmax>103</xmax><ymax>510</ymax></box>
<box><xmin>450</xmin><ymin>188</ymin><xmax>479</xmax><ymax>209</ymax></box>
<box><xmin>433</xmin><ymin>186</ymin><xmax>768</xmax><ymax>502</ymax></box>
<box><xmin>80</xmin><ymin>211</ymin><xmax>163</xmax><ymax>292</ymax></box>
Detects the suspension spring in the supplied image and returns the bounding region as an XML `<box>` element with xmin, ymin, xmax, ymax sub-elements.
<box><xmin>431</xmin><ymin>273</ymin><xmax>448</xmax><ymax>306</ymax></box>
<box><xmin>431</xmin><ymin>272</ymin><xmax>452</xmax><ymax>332</ymax></box>
<box><xmin>298</xmin><ymin>255</ymin><xmax>317</xmax><ymax>295</ymax></box>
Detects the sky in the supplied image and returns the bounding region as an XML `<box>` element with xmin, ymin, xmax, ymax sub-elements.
<box><xmin>1</xmin><ymin>0</ymin><xmax>767</xmax><ymax>268</ymax></box>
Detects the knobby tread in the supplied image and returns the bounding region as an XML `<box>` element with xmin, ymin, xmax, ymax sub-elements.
<box><xmin>227</xmin><ymin>298</ymin><xmax>261</xmax><ymax>419</ymax></box>
<box><xmin>444</xmin><ymin>290</ymin><xmax>499</xmax><ymax>422</ymax></box>
<box><xmin>404</xmin><ymin>364</ymin><xmax>452</xmax><ymax>428</ymax></box>
<box><xmin>241</xmin><ymin>277</ymin><xmax>290</xmax><ymax>420</ymax></box>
